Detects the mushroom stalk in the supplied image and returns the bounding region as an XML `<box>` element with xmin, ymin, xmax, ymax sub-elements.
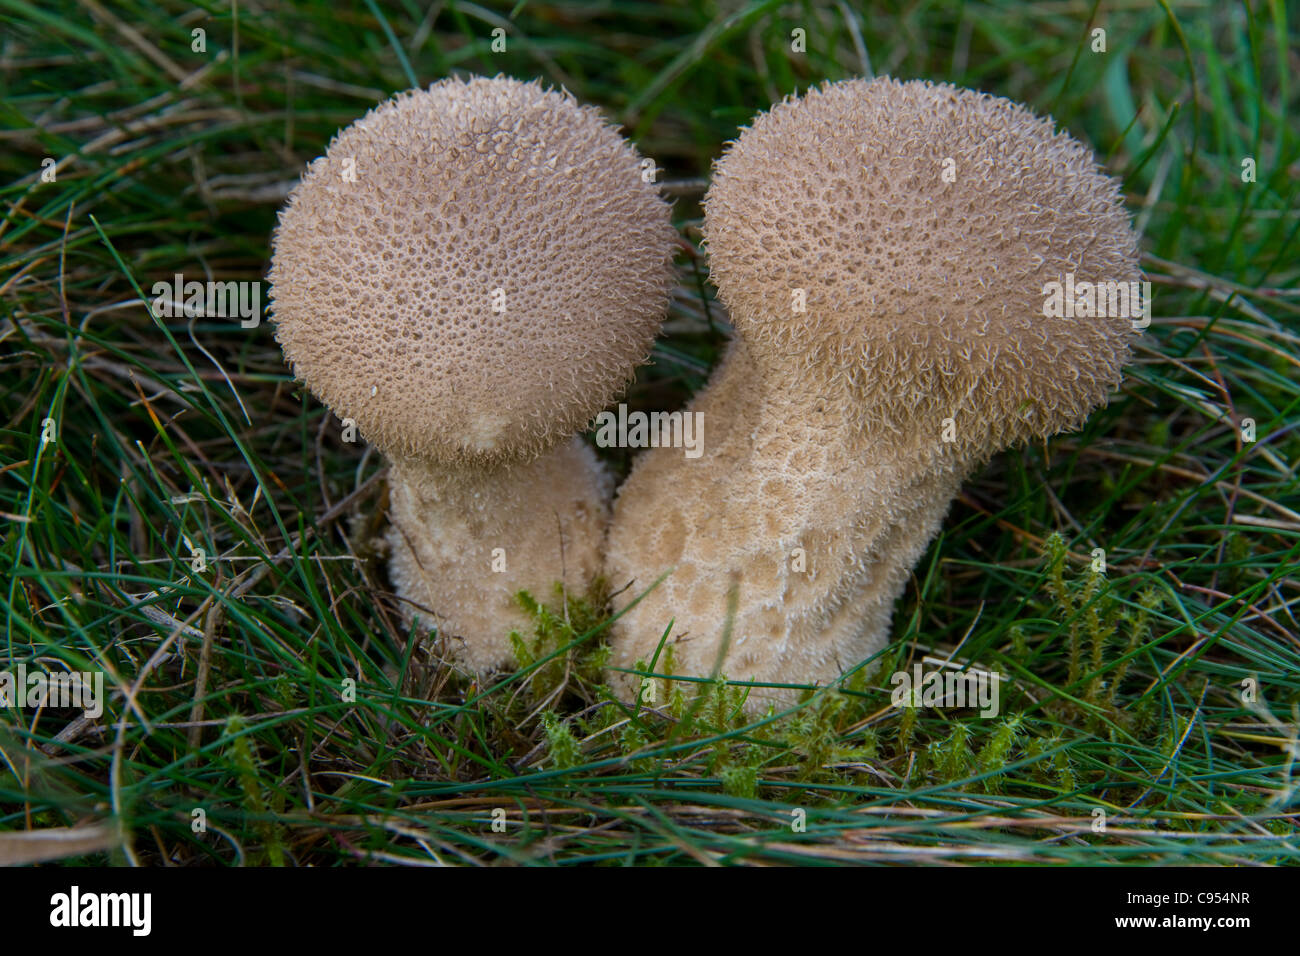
<box><xmin>605</xmin><ymin>339</ymin><xmax>967</xmax><ymax>707</ymax></box>
<box><xmin>605</xmin><ymin>77</ymin><xmax>1141</xmax><ymax>711</ymax></box>
<box><xmin>387</xmin><ymin>437</ymin><xmax>611</xmax><ymax>671</ymax></box>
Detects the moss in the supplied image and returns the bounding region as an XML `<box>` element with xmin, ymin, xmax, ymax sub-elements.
<box><xmin>976</xmin><ymin>717</ymin><xmax>1022</xmax><ymax>792</ymax></box>
<box><xmin>541</xmin><ymin>711</ymin><xmax>581</xmax><ymax>771</ymax></box>
<box><xmin>224</xmin><ymin>715</ymin><xmax>286</xmax><ymax>866</ymax></box>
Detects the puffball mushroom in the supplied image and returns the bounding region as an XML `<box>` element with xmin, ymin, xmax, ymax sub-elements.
<box><xmin>604</xmin><ymin>77</ymin><xmax>1141</xmax><ymax>711</ymax></box>
<box><xmin>269</xmin><ymin>75</ymin><xmax>676</xmax><ymax>671</ymax></box>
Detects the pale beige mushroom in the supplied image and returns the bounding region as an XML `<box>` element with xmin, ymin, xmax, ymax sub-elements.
<box><xmin>604</xmin><ymin>77</ymin><xmax>1141</xmax><ymax>711</ymax></box>
<box><xmin>269</xmin><ymin>76</ymin><xmax>676</xmax><ymax>671</ymax></box>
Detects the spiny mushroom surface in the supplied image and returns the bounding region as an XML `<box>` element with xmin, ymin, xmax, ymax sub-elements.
<box><xmin>270</xmin><ymin>75</ymin><xmax>676</xmax><ymax>671</ymax></box>
<box><xmin>604</xmin><ymin>76</ymin><xmax>1140</xmax><ymax>711</ymax></box>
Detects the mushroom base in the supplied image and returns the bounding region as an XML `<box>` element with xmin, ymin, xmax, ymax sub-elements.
<box><xmin>604</xmin><ymin>341</ymin><xmax>972</xmax><ymax>713</ymax></box>
<box><xmin>387</xmin><ymin>436</ymin><xmax>613</xmax><ymax>673</ymax></box>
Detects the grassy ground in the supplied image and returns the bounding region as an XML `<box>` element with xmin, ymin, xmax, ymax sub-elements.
<box><xmin>1</xmin><ymin>0</ymin><xmax>1298</xmax><ymax>866</ymax></box>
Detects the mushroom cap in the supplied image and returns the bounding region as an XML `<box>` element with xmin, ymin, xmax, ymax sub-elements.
<box><xmin>269</xmin><ymin>75</ymin><xmax>676</xmax><ymax>465</ymax></box>
<box><xmin>703</xmin><ymin>77</ymin><xmax>1141</xmax><ymax>448</ymax></box>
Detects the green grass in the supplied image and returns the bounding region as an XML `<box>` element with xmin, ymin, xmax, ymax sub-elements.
<box><xmin>2</xmin><ymin>0</ymin><xmax>1298</xmax><ymax>865</ymax></box>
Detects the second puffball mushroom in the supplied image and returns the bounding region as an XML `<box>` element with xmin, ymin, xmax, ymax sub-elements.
<box><xmin>269</xmin><ymin>76</ymin><xmax>676</xmax><ymax>671</ymax></box>
<box><xmin>604</xmin><ymin>77</ymin><xmax>1142</xmax><ymax>710</ymax></box>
